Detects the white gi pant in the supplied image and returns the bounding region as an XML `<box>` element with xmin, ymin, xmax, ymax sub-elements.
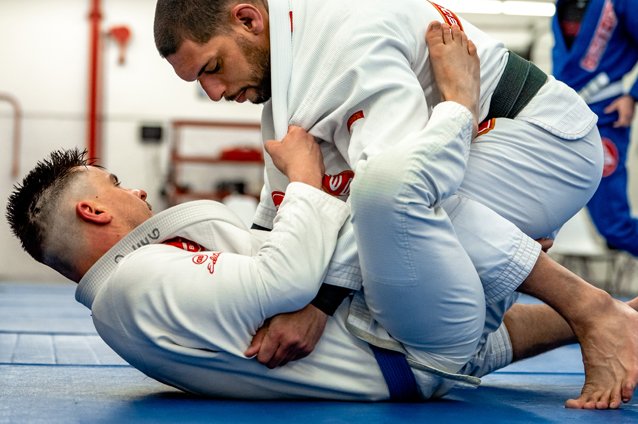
<box><xmin>350</xmin><ymin>104</ymin><xmax>603</xmax><ymax>376</ymax></box>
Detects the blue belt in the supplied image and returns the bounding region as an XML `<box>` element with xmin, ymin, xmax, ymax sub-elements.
<box><xmin>369</xmin><ymin>344</ymin><xmax>420</xmax><ymax>401</ymax></box>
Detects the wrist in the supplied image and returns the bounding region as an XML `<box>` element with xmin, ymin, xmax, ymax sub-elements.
<box><xmin>287</xmin><ymin>170</ymin><xmax>323</xmax><ymax>189</ymax></box>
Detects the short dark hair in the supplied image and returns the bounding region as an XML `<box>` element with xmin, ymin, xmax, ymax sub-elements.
<box><xmin>154</xmin><ymin>0</ymin><xmax>234</xmax><ymax>58</ymax></box>
<box><xmin>6</xmin><ymin>148</ymin><xmax>92</xmax><ymax>263</ymax></box>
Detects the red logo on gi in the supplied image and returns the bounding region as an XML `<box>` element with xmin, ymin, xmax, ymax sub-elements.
<box><xmin>322</xmin><ymin>170</ymin><xmax>355</xmax><ymax>196</ymax></box>
<box><xmin>192</xmin><ymin>252</ymin><xmax>221</xmax><ymax>274</ymax></box>
<box><xmin>272</xmin><ymin>191</ymin><xmax>285</xmax><ymax>208</ymax></box>
<box><xmin>601</xmin><ymin>137</ymin><xmax>618</xmax><ymax>177</ymax></box>
<box><xmin>192</xmin><ymin>254</ymin><xmax>207</xmax><ymax>265</ymax></box>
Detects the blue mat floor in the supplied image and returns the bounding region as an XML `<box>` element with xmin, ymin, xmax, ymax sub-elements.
<box><xmin>1</xmin><ymin>281</ymin><xmax>637</xmax><ymax>423</ymax></box>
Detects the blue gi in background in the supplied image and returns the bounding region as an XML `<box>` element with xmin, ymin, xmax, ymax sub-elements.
<box><xmin>552</xmin><ymin>0</ymin><xmax>638</xmax><ymax>255</ymax></box>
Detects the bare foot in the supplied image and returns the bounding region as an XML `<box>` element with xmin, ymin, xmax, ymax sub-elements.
<box><xmin>519</xmin><ymin>252</ymin><xmax>638</xmax><ymax>410</ymax></box>
<box><xmin>565</xmin><ymin>293</ymin><xmax>638</xmax><ymax>409</ymax></box>
<box><xmin>425</xmin><ymin>21</ymin><xmax>480</xmax><ymax>135</ymax></box>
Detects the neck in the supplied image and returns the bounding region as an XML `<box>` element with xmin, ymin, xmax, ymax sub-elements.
<box><xmin>73</xmin><ymin>229</ymin><xmax>123</xmax><ymax>280</ymax></box>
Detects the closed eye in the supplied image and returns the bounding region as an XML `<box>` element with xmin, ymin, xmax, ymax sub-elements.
<box><xmin>204</xmin><ymin>62</ymin><xmax>221</xmax><ymax>74</ymax></box>
<box><xmin>109</xmin><ymin>173</ymin><xmax>121</xmax><ymax>187</ymax></box>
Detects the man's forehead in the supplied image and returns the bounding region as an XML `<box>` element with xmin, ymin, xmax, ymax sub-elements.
<box><xmin>72</xmin><ymin>164</ymin><xmax>100</xmax><ymax>173</ymax></box>
<box><xmin>168</xmin><ymin>37</ymin><xmax>224</xmax><ymax>81</ymax></box>
<box><xmin>72</xmin><ymin>165</ymin><xmax>109</xmax><ymax>179</ymax></box>
<box><xmin>168</xmin><ymin>43</ymin><xmax>198</xmax><ymax>80</ymax></box>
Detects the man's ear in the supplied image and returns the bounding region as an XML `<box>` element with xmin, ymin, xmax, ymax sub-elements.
<box><xmin>230</xmin><ymin>3</ymin><xmax>265</xmax><ymax>34</ymax></box>
<box><xmin>76</xmin><ymin>201</ymin><xmax>113</xmax><ymax>225</ymax></box>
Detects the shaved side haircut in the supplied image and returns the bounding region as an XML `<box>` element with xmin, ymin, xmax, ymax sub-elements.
<box><xmin>6</xmin><ymin>148</ymin><xmax>91</xmax><ymax>263</ymax></box>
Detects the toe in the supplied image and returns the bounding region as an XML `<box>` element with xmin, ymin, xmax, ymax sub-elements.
<box><xmin>425</xmin><ymin>21</ymin><xmax>444</xmax><ymax>48</ymax></box>
<box><xmin>441</xmin><ymin>23</ymin><xmax>453</xmax><ymax>44</ymax></box>
<box><xmin>451</xmin><ymin>24</ymin><xmax>464</xmax><ymax>43</ymax></box>
<box><xmin>426</xmin><ymin>21</ymin><xmax>441</xmax><ymax>37</ymax></box>
<box><xmin>565</xmin><ymin>398</ymin><xmax>586</xmax><ymax>409</ymax></box>
<box><xmin>467</xmin><ymin>40</ymin><xmax>478</xmax><ymax>56</ymax></box>
<box><xmin>608</xmin><ymin>392</ymin><xmax>622</xmax><ymax>409</ymax></box>
<box><xmin>621</xmin><ymin>381</ymin><xmax>635</xmax><ymax>403</ymax></box>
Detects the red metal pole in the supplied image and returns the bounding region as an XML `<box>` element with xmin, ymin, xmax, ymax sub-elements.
<box><xmin>87</xmin><ymin>0</ymin><xmax>102</xmax><ymax>161</ymax></box>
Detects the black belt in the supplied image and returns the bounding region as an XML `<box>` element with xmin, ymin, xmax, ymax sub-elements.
<box><xmin>487</xmin><ymin>51</ymin><xmax>548</xmax><ymax>120</ymax></box>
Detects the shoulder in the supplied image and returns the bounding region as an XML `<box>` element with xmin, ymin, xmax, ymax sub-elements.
<box><xmin>103</xmin><ymin>245</ymin><xmax>189</xmax><ymax>301</ymax></box>
<box><xmin>115</xmin><ymin>245</ymin><xmax>183</xmax><ymax>277</ymax></box>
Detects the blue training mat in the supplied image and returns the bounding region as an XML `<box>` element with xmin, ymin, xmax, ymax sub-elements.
<box><xmin>1</xmin><ymin>282</ymin><xmax>636</xmax><ymax>423</ymax></box>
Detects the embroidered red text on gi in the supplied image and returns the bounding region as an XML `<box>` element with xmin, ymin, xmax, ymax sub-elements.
<box><xmin>580</xmin><ymin>0</ymin><xmax>616</xmax><ymax>71</ymax></box>
<box><xmin>191</xmin><ymin>252</ymin><xmax>221</xmax><ymax>275</ymax></box>
<box><xmin>429</xmin><ymin>2</ymin><xmax>464</xmax><ymax>31</ymax></box>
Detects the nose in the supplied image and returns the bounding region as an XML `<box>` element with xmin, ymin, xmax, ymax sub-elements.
<box><xmin>131</xmin><ymin>188</ymin><xmax>147</xmax><ymax>201</ymax></box>
<box><xmin>198</xmin><ymin>76</ymin><xmax>226</xmax><ymax>101</ymax></box>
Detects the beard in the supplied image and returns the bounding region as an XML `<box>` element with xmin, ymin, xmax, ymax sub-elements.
<box><xmin>235</xmin><ymin>35</ymin><xmax>272</xmax><ymax>104</ymax></box>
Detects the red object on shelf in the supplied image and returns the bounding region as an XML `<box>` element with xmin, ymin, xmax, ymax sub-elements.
<box><xmin>165</xmin><ymin>120</ymin><xmax>263</xmax><ymax>206</ymax></box>
<box><xmin>219</xmin><ymin>147</ymin><xmax>263</xmax><ymax>162</ymax></box>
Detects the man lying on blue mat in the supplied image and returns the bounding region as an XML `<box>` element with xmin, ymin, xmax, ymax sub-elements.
<box><xmin>6</xmin><ymin>26</ymin><xmax>638</xmax><ymax>409</ymax></box>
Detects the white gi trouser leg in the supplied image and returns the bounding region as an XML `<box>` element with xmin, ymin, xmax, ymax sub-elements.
<box><xmin>350</xmin><ymin>106</ymin><xmax>602</xmax><ymax>383</ymax></box>
<box><xmin>351</xmin><ymin>153</ymin><xmax>485</xmax><ymax>373</ymax></box>
<box><xmin>456</xmin><ymin>122</ymin><xmax>603</xmax><ymax>378</ymax></box>
<box><xmin>459</xmin><ymin>121</ymin><xmax>603</xmax><ymax>240</ymax></box>
<box><xmin>349</xmin><ymin>103</ymin><xmax>539</xmax><ymax>374</ymax></box>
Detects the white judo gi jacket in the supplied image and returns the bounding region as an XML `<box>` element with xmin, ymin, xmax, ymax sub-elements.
<box><xmin>255</xmin><ymin>0</ymin><xmax>597</xmax><ymax>231</ymax></box>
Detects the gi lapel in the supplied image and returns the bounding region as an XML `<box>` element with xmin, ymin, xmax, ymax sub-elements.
<box><xmin>76</xmin><ymin>200</ymin><xmax>251</xmax><ymax>308</ymax></box>
<box><xmin>552</xmin><ymin>0</ymin><xmax>607</xmax><ymax>75</ymax></box>
<box><xmin>264</xmin><ymin>0</ymin><xmax>295</xmax><ymax>201</ymax></box>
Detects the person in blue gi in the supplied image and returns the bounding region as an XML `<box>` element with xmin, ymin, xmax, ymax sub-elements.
<box><xmin>553</xmin><ymin>0</ymin><xmax>638</xmax><ymax>255</ymax></box>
